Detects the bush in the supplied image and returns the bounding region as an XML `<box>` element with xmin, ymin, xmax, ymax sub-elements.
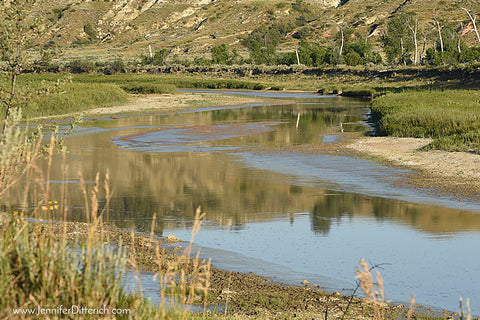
<box><xmin>67</xmin><ymin>59</ymin><xmax>96</xmax><ymax>73</ymax></box>
<box><xmin>83</xmin><ymin>23</ymin><xmax>97</xmax><ymax>40</ymax></box>
<box><xmin>120</xmin><ymin>82</ymin><xmax>177</xmax><ymax>94</ymax></box>
<box><xmin>459</xmin><ymin>46</ymin><xmax>480</xmax><ymax>63</ymax></box>
<box><xmin>345</xmin><ymin>50</ymin><xmax>363</xmax><ymax>66</ymax></box>
<box><xmin>108</xmin><ymin>59</ymin><xmax>125</xmax><ymax>74</ymax></box>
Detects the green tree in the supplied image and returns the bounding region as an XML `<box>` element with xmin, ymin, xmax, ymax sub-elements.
<box><xmin>343</xmin><ymin>35</ymin><xmax>382</xmax><ymax>65</ymax></box>
<box><xmin>211</xmin><ymin>44</ymin><xmax>228</xmax><ymax>64</ymax></box>
<box><xmin>211</xmin><ymin>44</ymin><xmax>240</xmax><ymax>65</ymax></box>
<box><xmin>242</xmin><ymin>26</ymin><xmax>281</xmax><ymax>65</ymax></box>
<box><xmin>152</xmin><ymin>48</ymin><xmax>170</xmax><ymax>65</ymax></box>
<box><xmin>382</xmin><ymin>13</ymin><xmax>415</xmax><ymax>64</ymax></box>
<box><xmin>140</xmin><ymin>48</ymin><xmax>170</xmax><ymax>66</ymax></box>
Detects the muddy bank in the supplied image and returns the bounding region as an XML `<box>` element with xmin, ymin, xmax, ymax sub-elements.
<box><xmin>41</xmin><ymin>221</ymin><xmax>451</xmax><ymax>319</ymax></box>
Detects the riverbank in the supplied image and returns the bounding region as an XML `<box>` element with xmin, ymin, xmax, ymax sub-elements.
<box><xmin>31</xmin><ymin>91</ymin><xmax>286</xmax><ymax>121</ymax></box>
<box><xmin>40</xmin><ymin>220</ymin><xmax>448</xmax><ymax>320</ymax></box>
<box><xmin>345</xmin><ymin>136</ymin><xmax>480</xmax><ymax>203</ymax></box>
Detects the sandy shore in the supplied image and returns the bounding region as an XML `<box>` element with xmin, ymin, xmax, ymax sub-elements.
<box><xmin>345</xmin><ymin>136</ymin><xmax>480</xmax><ymax>202</ymax></box>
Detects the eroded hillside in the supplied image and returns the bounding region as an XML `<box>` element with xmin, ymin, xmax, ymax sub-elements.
<box><xmin>30</xmin><ymin>0</ymin><xmax>480</xmax><ymax>62</ymax></box>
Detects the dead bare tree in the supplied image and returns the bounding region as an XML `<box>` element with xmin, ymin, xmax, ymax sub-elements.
<box><xmin>406</xmin><ymin>18</ymin><xmax>419</xmax><ymax>65</ymax></box>
<box><xmin>457</xmin><ymin>22</ymin><xmax>464</xmax><ymax>54</ymax></box>
<box><xmin>338</xmin><ymin>25</ymin><xmax>344</xmax><ymax>57</ymax></box>
<box><xmin>461</xmin><ymin>7</ymin><xmax>480</xmax><ymax>44</ymax></box>
<box><xmin>433</xmin><ymin>16</ymin><xmax>444</xmax><ymax>52</ymax></box>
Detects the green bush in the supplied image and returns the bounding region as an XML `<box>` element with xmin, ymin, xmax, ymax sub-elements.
<box><xmin>83</xmin><ymin>23</ymin><xmax>97</xmax><ymax>40</ymax></box>
<box><xmin>345</xmin><ymin>50</ymin><xmax>363</xmax><ymax>66</ymax></box>
<box><xmin>67</xmin><ymin>59</ymin><xmax>96</xmax><ymax>73</ymax></box>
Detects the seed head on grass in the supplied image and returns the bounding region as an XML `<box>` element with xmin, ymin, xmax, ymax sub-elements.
<box><xmin>355</xmin><ymin>258</ymin><xmax>386</xmax><ymax>319</ymax></box>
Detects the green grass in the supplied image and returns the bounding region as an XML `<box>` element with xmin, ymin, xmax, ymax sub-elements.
<box><xmin>370</xmin><ymin>90</ymin><xmax>480</xmax><ymax>153</ymax></box>
<box><xmin>68</xmin><ymin>73</ymin><xmax>268</xmax><ymax>90</ymax></box>
<box><xmin>27</xmin><ymin>82</ymin><xmax>127</xmax><ymax>118</ymax></box>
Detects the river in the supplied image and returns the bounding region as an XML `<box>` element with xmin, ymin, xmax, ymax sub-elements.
<box><xmin>19</xmin><ymin>90</ymin><xmax>480</xmax><ymax>314</ymax></box>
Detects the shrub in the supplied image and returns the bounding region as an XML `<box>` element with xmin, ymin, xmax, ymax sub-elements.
<box><xmin>67</xmin><ymin>59</ymin><xmax>96</xmax><ymax>73</ymax></box>
<box><xmin>83</xmin><ymin>23</ymin><xmax>97</xmax><ymax>40</ymax></box>
<box><xmin>121</xmin><ymin>82</ymin><xmax>177</xmax><ymax>94</ymax></box>
<box><xmin>345</xmin><ymin>50</ymin><xmax>363</xmax><ymax>66</ymax></box>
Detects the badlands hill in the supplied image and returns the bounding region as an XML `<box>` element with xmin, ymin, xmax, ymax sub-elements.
<box><xmin>29</xmin><ymin>0</ymin><xmax>480</xmax><ymax>62</ymax></box>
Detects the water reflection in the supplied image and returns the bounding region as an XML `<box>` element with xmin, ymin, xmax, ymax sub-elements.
<box><xmin>6</xmin><ymin>92</ymin><xmax>480</xmax><ymax>313</ymax></box>
<box><xmin>7</xmin><ymin>96</ymin><xmax>480</xmax><ymax>236</ymax></box>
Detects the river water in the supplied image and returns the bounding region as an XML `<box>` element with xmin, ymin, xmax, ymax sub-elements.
<box><xmin>21</xmin><ymin>90</ymin><xmax>480</xmax><ymax>314</ymax></box>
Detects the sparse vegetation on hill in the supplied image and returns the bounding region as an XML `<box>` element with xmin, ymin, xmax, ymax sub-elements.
<box><xmin>13</xmin><ymin>0</ymin><xmax>480</xmax><ymax>68</ymax></box>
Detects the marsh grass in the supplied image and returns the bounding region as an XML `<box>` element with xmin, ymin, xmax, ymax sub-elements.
<box><xmin>370</xmin><ymin>90</ymin><xmax>480</xmax><ymax>153</ymax></box>
<box><xmin>26</xmin><ymin>82</ymin><xmax>128</xmax><ymax>118</ymax></box>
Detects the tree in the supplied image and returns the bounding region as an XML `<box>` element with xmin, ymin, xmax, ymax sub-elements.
<box><xmin>242</xmin><ymin>25</ymin><xmax>281</xmax><ymax>65</ymax></box>
<box><xmin>211</xmin><ymin>44</ymin><xmax>238</xmax><ymax>65</ymax></box>
<box><xmin>406</xmin><ymin>16</ymin><xmax>419</xmax><ymax>65</ymax></box>
<box><xmin>140</xmin><ymin>48</ymin><xmax>170</xmax><ymax>66</ymax></box>
<box><xmin>0</xmin><ymin>0</ymin><xmax>43</xmax><ymax>132</ymax></box>
<box><xmin>383</xmin><ymin>13</ymin><xmax>415</xmax><ymax>65</ymax></box>
<box><xmin>433</xmin><ymin>16</ymin><xmax>444</xmax><ymax>53</ymax></box>
<box><xmin>461</xmin><ymin>7</ymin><xmax>480</xmax><ymax>45</ymax></box>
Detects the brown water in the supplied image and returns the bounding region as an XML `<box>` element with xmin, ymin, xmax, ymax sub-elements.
<box><xmin>12</xmin><ymin>91</ymin><xmax>480</xmax><ymax>314</ymax></box>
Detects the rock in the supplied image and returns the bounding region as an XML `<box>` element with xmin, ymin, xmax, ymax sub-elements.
<box><xmin>301</xmin><ymin>280</ymin><xmax>309</xmax><ymax>285</ymax></box>
<box><xmin>166</xmin><ymin>234</ymin><xmax>180</xmax><ymax>242</ymax></box>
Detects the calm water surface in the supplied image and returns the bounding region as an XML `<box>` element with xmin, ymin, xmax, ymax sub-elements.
<box><xmin>18</xmin><ymin>91</ymin><xmax>480</xmax><ymax>314</ymax></box>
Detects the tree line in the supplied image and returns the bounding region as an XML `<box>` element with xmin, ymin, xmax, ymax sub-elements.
<box><xmin>197</xmin><ymin>7</ymin><xmax>480</xmax><ymax>68</ymax></box>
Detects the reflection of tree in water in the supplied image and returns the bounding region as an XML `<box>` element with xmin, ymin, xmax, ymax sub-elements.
<box><xmin>209</xmin><ymin>103</ymin><xmax>355</xmax><ymax>145</ymax></box>
<box><xmin>310</xmin><ymin>194</ymin><xmax>356</xmax><ymax>236</ymax></box>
